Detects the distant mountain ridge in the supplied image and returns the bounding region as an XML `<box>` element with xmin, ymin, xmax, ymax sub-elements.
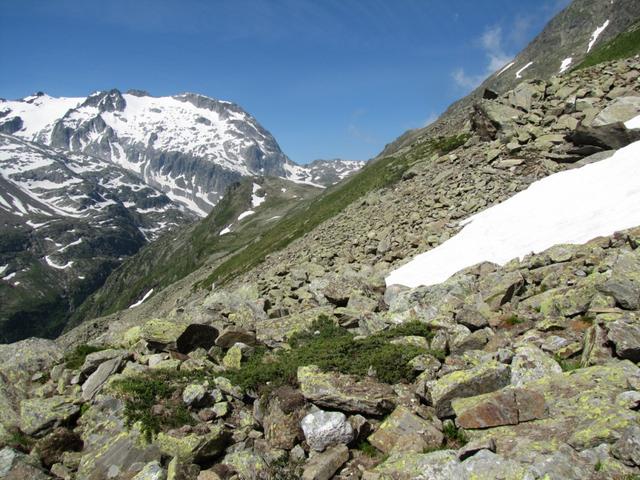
<box><xmin>0</xmin><ymin>89</ymin><xmax>362</xmax><ymax>216</ymax></box>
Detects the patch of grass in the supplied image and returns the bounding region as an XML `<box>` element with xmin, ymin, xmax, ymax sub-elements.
<box><xmin>594</xmin><ymin>460</ymin><xmax>603</xmax><ymax>472</ymax></box>
<box><xmin>442</xmin><ymin>422</ymin><xmax>468</xmax><ymax>449</ymax></box>
<box><xmin>198</xmin><ymin>134</ymin><xmax>469</xmax><ymax>290</ymax></box>
<box><xmin>505</xmin><ymin>314</ymin><xmax>523</xmax><ymax>326</ymax></box>
<box><xmin>4</xmin><ymin>429</ymin><xmax>34</xmax><ymax>453</ymax></box>
<box><xmin>226</xmin><ymin>317</ymin><xmax>435</xmax><ymax>392</ymax></box>
<box><xmin>555</xmin><ymin>355</ymin><xmax>581</xmax><ymax>373</ymax></box>
<box><xmin>355</xmin><ymin>439</ymin><xmax>383</xmax><ymax>458</ymax></box>
<box><xmin>110</xmin><ymin>370</ymin><xmax>199</xmax><ymax>441</ymax></box>
<box><xmin>64</xmin><ymin>345</ymin><xmax>105</xmax><ymax>370</ymax></box>
<box><xmin>576</xmin><ymin>22</ymin><xmax>640</xmax><ymax>70</ymax></box>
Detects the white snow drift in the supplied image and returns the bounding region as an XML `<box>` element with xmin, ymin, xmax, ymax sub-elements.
<box><xmin>386</xmin><ymin>139</ymin><xmax>640</xmax><ymax>288</ymax></box>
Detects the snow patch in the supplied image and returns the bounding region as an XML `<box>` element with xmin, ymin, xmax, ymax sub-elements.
<box><xmin>588</xmin><ymin>20</ymin><xmax>610</xmax><ymax>53</ymax></box>
<box><xmin>515</xmin><ymin>62</ymin><xmax>533</xmax><ymax>79</ymax></box>
<box><xmin>625</xmin><ymin>114</ymin><xmax>640</xmax><ymax>130</ymax></box>
<box><xmin>251</xmin><ymin>183</ymin><xmax>266</xmax><ymax>208</ymax></box>
<box><xmin>237</xmin><ymin>210</ymin><xmax>255</xmax><ymax>221</ymax></box>
<box><xmin>0</xmin><ymin>265</ymin><xmax>7</xmax><ymax>275</ymax></box>
<box><xmin>219</xmin><ymin>225</ymin><xmax>232</xmax><ymax>236</ymax></box>
<box><xmin>44</xmin><ymin>256</ymin><xmax>74</xmax><ymax>270</ymax></box>
<box><xmin>129</xmin><ymin>289</ymin><xmax>154</xmax><ymax>309</ymax></box>
<box><xmin>559</xmin><ymin>57</ymin><xmax>573</xmax><ymax>74</ymax></box>
<box><xmin>386</xmin><ymin>140</ymin><xmax>640</xmax><ymax>288</ymax></box>
<box><xmin>497</xmin><ymin>62</ymin><xmax>515</xmax><ymax>77</ymax></box>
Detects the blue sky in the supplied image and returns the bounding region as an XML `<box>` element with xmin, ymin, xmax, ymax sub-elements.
<box><xmin>0</xmin><ymin>0</ymin><xmax>570</xmax><ymax>164</ymax></box>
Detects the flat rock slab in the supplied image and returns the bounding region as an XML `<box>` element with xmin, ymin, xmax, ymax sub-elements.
<box><xmin>368</xmin><ymin>405</ymin><xmax>443</xmax><ymax>454</ymax></box>
<box><xmin>298</xmin><ymin>365</ymin><xmax>396</xmax><ymax>416</ymax></box>
<box><xmin>452</xmin><ymin>387</ymin><xmax>547</xmax><ymax>429</ymax></box>
<box><xmin>302</xmin><ymin>444</ymin><xmax>349</xmax><ymax>480</ymax></box>
<box><xmin>20</xmin><ymin>396</ymin><xmax>80</xmax><ymax>436</ymax></box>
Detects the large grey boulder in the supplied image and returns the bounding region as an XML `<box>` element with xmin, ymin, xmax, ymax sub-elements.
<box><xmin>0</xmin><ymin>447</ymin><xmax>52</xmax><ymax>479</ymax></box>
<box><xmin>301</xmin><ymin>410</ymin><xmax>354</xmax><ymax>452</ymax></box>
<box><xmin>607</xmin><ymin>316</ymin><xmax>640</xmax><ymax>362</ymax></box>
<box><xmin>592</xmin><ymin>96</ymin><xmax>640</xmax><ymax>126</ymax></box>
<box><xmin>20</xmin><ymin>396</ymin><xmax>80</xmax><ymax>436</ymax></box>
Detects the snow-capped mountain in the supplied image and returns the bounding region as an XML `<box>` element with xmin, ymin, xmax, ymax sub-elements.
<box><xmin>0</xmin><ymin>90</ymin><xmax>361</xmax><ymax>216</ymax></box>
<box><xmin>0</xmin><ymin>133</ymin><xmax>196</xmax><ymax>342</ymax></box>
<box><xmin>294</xmin><ymin>159</ymin><xmax>367</xmax><ymax>186</ymax></box>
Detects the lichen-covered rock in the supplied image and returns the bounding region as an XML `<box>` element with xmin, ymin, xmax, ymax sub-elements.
<box><xmin>612</xmin><ymin>425</ymin><xmax>640</xmax><ymax>467</ymax></box>
<box><xmin>222</xmin><ymin>449</ymin><xmax>269</xmax><ymax>480</ymax></box>
<box><xmin>0</xmin><ymin>447</ymin><xmax>52</xmax><ymax>479</ymax></box>
<box><xmin>140</xmin><ymin>319</ymin><xmax>189</xmax><ymax>351</ymax></box>
<box><xmin>0</xmin><ymin>339</ymin><xmax>62</xmax><ymax>387</ymax></box>
<box><xmin>301</xmin><ymin>444</ymin><xmax>349</xmax><ymax>480</ymax></box>
<box><xmin>182</xmin><ymin>384</ymin><xmax>208</xmax><ymax>407</ymax></box>
<box><xmin>262</xmin><ymin>387</ymin><xmax>306</xmax><ymax>450</ymax></box>
<box><xmin>428</xmin><ymin>361</ymin><xmax>511</xmax><ymax>418</ymax></box>
<box><xmin>82</xmin><ymin>355</ymin><xmax>127</xmax><ymax>401</ymax></box>
<box><xmin>510</xmin><ymin>346</ymin><xmax>562</xmax><ymax>387</ymax></box>
<box><xmin>297</xmin><ymin>365</ymin><xmax>396</xmax><ymax>415</ymax></box>
<box><xmin>607</xmin><ymin>315</ymin><xmax>640</xmax><ymax>362</ymax></box>
<box><xmin>133</xmin><ymin>460</ymin><xmax>167</xmax><ymax>480</ymax></box>
<box><xmin>599</xmin><ymin>250</ymin><xmax>640</xmax><ymax>310</ymax></box>
<box><xmin>301</xmin><ymin>410</ymin><xmax>354</xmax><ymax>452</ymax></box>
<box><xmin>156</xmin><ymin>425</ymin><xmax>231</xmax><ymax>463</ymax></box>
<box><xmin>453</xmin><ymin>449</ymin><xmax>533</xmax><ymax>479</ymax></box>
<box><xmin>367</xmin><ymin>406</ymin><xmax>442</xmax><ymax>454</ymax></box>
<box><xmin>367</xmin><ymin>450</ymin><xmax>459</xmax><ymax>480</ymax></box>
<box><xmin>19</xmin><ymin>396</ymin><xmax>80</xmax><ymax>436</ymax></box>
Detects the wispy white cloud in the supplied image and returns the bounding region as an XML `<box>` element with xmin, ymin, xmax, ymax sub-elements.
<box><xmin>452</xmin><ymin>25</ymin><xmax>513</xmax><ymax>90</ymax></box>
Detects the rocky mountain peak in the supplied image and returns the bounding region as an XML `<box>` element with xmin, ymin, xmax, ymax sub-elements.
<box><xmin>80</xmin><ymin>89</ymin><xmax>126</xmax><ymax>113</ymax></box>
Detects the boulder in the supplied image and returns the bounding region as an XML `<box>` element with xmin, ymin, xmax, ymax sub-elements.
<box><xmin>479</xmin><ymin>271</ymin><xmax>525</xmax><ymax>310</ymax></box>
<box><xmin>222</xmin><ymin>449</ymin><xmax>269</xmax><ymax>480</ymax></box>
<box><xmin>176</xmin><ymin>324</ymin><xmax>219</xmax><ymax>354</ymax></box>
<box><xmin>297</xmin><ymin>366</ymin><xmax>396</xmax><ymax>416</ymax></box>
<box><xmin>452</xmin><ymin>387</ymin><xmax>547</xmax><ymax>429</ymax></box>
<box><xmin>454</xmin><ymin>449</ymin><xmax>533</xmax><ymax>479</ymax></box>
<box><xmin>367</xmin><ymin>406</ymin><xmax>443</xmax><ymax>454</ymax></box>
<box><xmin>0</xmin><ymin>339</ymin><xmax>62</xmax><ymax>387</ymax></box>
<box><xmin>510</xmin><ymin>346</ymin><xmax>562</xmax><ymax>387</ymax></box>
<box><xmin>368</xmin><ymin>450</ymin><xmax>459</xmax><ymax>479</ymax></box>
<box><xmin>262</xmin><ymin>387</ymin><xmax>306</xmax><ymax>450</ymax></box>
<box><xmin>79</xmin><ymin>349</ymin><xmax>129</xmax><ymax>378</ymax></box>
<box><xmin>567</xmin><ymin>122</ymin><xmax>640</xmax><ymax>150</ymax></box>
<box><xmin>607</xmin><ymin>316</ymin><xmax>640</xmax><ymax>362</ymax></box>
<box><xmin>599</xmin><ymin>250</ymin><xmax>640</xmax><ymax>309</ymax></box>
<box><xmin>301</xmin><ymin>444</ymin><xmax>349</xmax><ymax>480</ymax></box>
<box><xmin>301</xmin><ymin>410</ymin><xmax>354</xmax><ymax>452</ymax></box>
<box><xmin>592</xmin><ymin>96</ymin><xmax>640</xmax><ymax>126</ymax></box>
<box><xmin>182</xmin><ymin>384</ymin><xmax>208</xmax><ymax>407</ymax></box>
<box><xmin>81</xmin><ymin>355</ymin><xmax>126</xmax><ymax>401</ymax></box>
<box><xmin>132</xmin><ymin>461</ymin><xmax>166</xmax><ymax>480</ymax></box>
<box><xmin>612</xmin><ymin>424</ymin><xmax>640</xmax><ymax>467</ymax></box>
<box><xmin>156</xmin><ymin>425</ymin><xmax>231</xmax><ymax>464</ymax></box>
<box><xmin>215</xmin><ymin>328</ymin><xmax>257</xmax><ymax>349</ymax></box>
<box><xmin>140</xmin><ymin>319</ymin><xmax>189</xmax><ymax>351</ymax></box>
<box><xmin>20</xmin><ymin>396</ymin><xmax>80</xmax><ymax>436</ymax></box>
<box><xmin>0</xmin><ymin>447</ymin><xmax>51</xmax><ymax>479</ymax></box>
<box><xmin>428</xmin><ymin>361</ymin><xmax>511</xmax><ymax>418</ymax></box>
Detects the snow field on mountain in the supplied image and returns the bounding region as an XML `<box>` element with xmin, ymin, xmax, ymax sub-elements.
<box><xmin>386</xmin><ymin>138</ymin><xmax>640</xmax><ymax>288</ymax></box>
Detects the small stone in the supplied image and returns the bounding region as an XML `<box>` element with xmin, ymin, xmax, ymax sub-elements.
<box><xmin>301</xmin><ymin>444</ymin><xmax>349</xmax><ymax>480</ymax></box>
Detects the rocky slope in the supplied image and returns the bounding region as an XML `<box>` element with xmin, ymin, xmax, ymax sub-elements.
<box><xmin>2</xmin><ymin>3</ymin><xmax>640</xmax><ymax>479</ymax></box>
<box><xmin>7</xmin><ymin>54</ymin><xmax>634</xmax><ymax>479</ymax></box>
<box><xmin>0</xmin><ymin>90</ymin><xmax>362</xmax><ymax>216</ymax></box>
<box><xmin>381</xmin><ymin>0</ymin><xmax>640</xmax><ymax>157</ymax></box>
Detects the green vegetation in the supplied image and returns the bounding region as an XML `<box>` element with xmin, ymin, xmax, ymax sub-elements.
<box><xmin>555</xmin><ymin>355</ymin><xmax>581</xmax><ymax>373</ymax></box>
<box><xmin>576</xmin><ymin>22</ymin><xmax>640</xmax><ymax>70</ymax></box>
<box><xmin>355</xmin><ymin>439</ymin><xmax>383</xmax><ymax>458</ymax></box>
<box><xmin>4</xmin><ymin>428</ymin><xmax>34</xmax><ymax>453</ymax></box>
<box><xmin>505</xmin><ymin>314</ymin><xmax>524</xmax><ymax>326</ymax></box>
<box><xmin>442</xmin><ymin>422</ymin><xmax>468</xmax><ymax>448</ymax></box>
<box><xmin>111</xmin><ymin>370</ymin><xmax>197</xmax><ymax>441</ymax></box>
<box><xmin>64</xmin><ymin>344</ymin><xmax>105</xmax><ymax>370</ymax></box>
<box><xmin>199</xmin><ymin>134</ymin><xmax>469</xmax><ymax>289</ymax></box>
<box><xmin>226</xmin><ymin>317</ymin><xmax>434</xmax><ymax>391</ymax></box>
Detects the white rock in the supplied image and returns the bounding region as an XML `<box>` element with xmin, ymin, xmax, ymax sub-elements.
<box><xmin>301</xmin><ymin>410</ymin><xmax>354</xmax><ymax>452</ymax></box>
